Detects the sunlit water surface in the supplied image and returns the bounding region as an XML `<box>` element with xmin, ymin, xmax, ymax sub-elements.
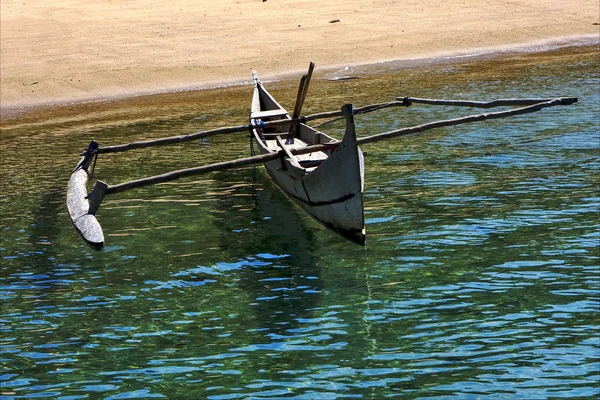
<box><xmin>1</xmin><ymin>46</ymin><xmax>599</xmax><ymax>399</ymax></box>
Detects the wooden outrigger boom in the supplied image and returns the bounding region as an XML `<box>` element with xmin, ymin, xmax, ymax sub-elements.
<box><xmin>94</xmin><ymin>97</ymin><xmax>576</xmax><ymax>155</ymax></box>
<box><xmin>66</xmin><ymin>66</ymin><xmax>578</xmax><ymax>248</ymax></box>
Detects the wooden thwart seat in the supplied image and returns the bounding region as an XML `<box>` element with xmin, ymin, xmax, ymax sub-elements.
<box><xmin>298</xmin><ymin>159</ymin><xmax>325</xmax><ymax>168</ymax></box>
<box><xmin>275</xmin><ymin>136</ymin><xmax>302</xmax><ymax>169</ymax></box>
<box><xmin>251</xmin><ymin>109</ymin><xmax>289</xmax><ymax>120</ymax></box>
<box><xmin>264</xmin><ymin>136</ymin><xmax>328</xmax><ymax>171</ymax></box>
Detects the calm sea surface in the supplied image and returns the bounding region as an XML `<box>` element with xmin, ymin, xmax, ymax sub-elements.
<box><xmin>1</xmin><ymin>46</ymin><xmax>599</xmax><ymax>399</ymax></box>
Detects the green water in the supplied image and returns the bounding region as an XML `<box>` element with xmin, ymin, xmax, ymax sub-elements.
<box><xmin>1</xmin><ymin>45</ymin><xmax>599</xmax><ymax>399</ymax></box>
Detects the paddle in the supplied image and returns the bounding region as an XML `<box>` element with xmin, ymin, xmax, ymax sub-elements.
<box><xmin>286</xmin><ymin>62</ymin><xmax>315</xmax><ymax>144</ymax></box>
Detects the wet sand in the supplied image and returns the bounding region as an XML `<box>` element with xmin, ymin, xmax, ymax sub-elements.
<box><xmin>1</xmin><ymin>0</ymin><xmax>598</xmax><ymax>114</ymax></box>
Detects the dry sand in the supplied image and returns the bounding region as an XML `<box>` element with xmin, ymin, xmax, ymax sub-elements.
<box><xmin>1</xmin><ymin>0</ymin><xmax>598</xmax><ymax>112</ymax></box>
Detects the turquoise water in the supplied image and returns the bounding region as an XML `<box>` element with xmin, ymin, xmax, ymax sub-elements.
<box><xmin>0</xmin><ymin>46</ymin><xmax>599</xmax><ymax>399</ymax></box>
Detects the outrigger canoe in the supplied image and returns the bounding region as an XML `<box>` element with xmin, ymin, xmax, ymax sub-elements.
<box><xmin>65</xmin><ymin>62</ymin><xmax>577</xmax><ymax>249</ymax></box>
<box><xmin>250</xmin><ymin>72</ymin><xmax>366</xmax><ymax>244</ymax></box>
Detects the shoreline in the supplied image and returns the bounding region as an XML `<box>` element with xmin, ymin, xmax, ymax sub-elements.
<box><xmin>2</xmin><ymin>0</ymin><xmax>598</xmax><ymax>119</ymax></box>
<box><xmin>318</xmin><ymin>35</ymin><xmax>600</xmax><ymax>78</ymax></box>
<box><xmin>1</xmin><ymin>36</ymin><xmax>597</xmax><ymax>120</ymax></box>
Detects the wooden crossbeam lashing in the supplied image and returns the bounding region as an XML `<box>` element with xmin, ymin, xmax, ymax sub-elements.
<box><xmin>287</xmin><ymin>62</ymin><xmax>315</xmax><ymax>143</ymax></box>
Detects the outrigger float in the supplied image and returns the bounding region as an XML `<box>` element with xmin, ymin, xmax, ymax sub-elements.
<box><xmin>67</xmin><ymin>63</ymin><xmax>578</xmax><ymax>248</ymax></box>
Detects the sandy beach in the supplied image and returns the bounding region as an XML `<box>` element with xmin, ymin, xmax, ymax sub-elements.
<box><xmin>1</xmin><ymin>0</ymin><xmax>598</xmax><ymax>113</ymax></box>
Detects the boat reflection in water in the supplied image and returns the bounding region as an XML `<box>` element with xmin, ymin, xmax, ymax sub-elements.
<box><xmin>211</xmin><ymin>168</ymin><xmax>323</xmax><ymax>330</ymax></box>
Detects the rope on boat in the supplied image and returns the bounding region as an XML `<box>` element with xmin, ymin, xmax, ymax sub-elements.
<box><xmin>249</xmin><ymin>121</ymin><xmax>256</xmax><ymax>157</ymax></box>
<box><xmin>72</xmin><ymin>140</ymin><xmax>99</xmax><ymax>178</ymax></box>
<box><xmin>90</xmin><ymin>152</ymin><xmax>98</xmax><ymax>180</ymax></box>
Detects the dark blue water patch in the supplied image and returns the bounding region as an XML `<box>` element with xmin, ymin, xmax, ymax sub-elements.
<box><xmin>541</xmin><ymin>300</ymin><xmax>600</xmax><ymax>314</ymax></box>
<box><xmin>172</xmin><ymin>266</ymin><xmax>223</xmax><ymax>277</ymax></box>
<box><xmin>520</xmin><ymin>131</ymin><xmax>600</xmax><ymax>151</ymax></box>
<box><xmin>256</xmin><ymin>253</ymin><xmax>289</xmax><ymax>260</ymax></box>
<box><xmin>78</xmin><ymin>384</ymin><xmax>119</xmax><ymax>392</ymax></box>
<box><xmin>143</xmin><ymin>279</ymin><xmax>214</xmax><ymax>290</ymax></box>
<box><xmin>507</xmin><ymin>178</ymin><xmax>593</xmax><ymax>194</ymax></box>
<box><xmin>365</xmin><ymin>215</ymin><xmax>395</xmax><ymax>225</ymax></box>
<box><xmin>427</xmin><ymin>196</ymin><xmax>502</xmax><ymax>207</ymax></box>
<box><xmin>383</xmin><ymin>151</ymin><xmax>425</xmax><ymax>163</ymax></box>
<box><xmin>104</xmin><ymin>389</ymin><xmax>166</xmax><ymax>399</ymax></box>
<box><xmin>492</xmin><ymin>259</ymin><xmax>566</xmax><ymax>269</ymax></box>
<box><xmin>168</xmin><ymin>254</ymin><xmax>292</xmax><ymax>288</ymax></box>
<box><xmin>392</xmin><ymin>216</ymin><xmax>530</xmax><ymax>248</ymax></box>
<box><xmin>131</xmin><ymin>330</ymin><xmax>174</xmax><ymax>338</ymax></box>
<box><xmin>214</xmin><ymin>258</ymin><xmax>272</xmax><ymax>271</ymax></box>
<box><xmin>410</xmin><ymin>171</ymin><xmax>477</xmax><ymax>187</ymax></box>
<box><xmin>99</xmin><ymin>366</ymin><xmax>203</xmax><ymax>378</ymax></box>
<box><xmin>459</xmin><ymin>151</ymin><xmax>564</xmax><ymax>169</ymax></box>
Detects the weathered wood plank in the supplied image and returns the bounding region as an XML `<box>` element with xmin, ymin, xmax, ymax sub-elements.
<box><xmin>288</xmin><ymin>62</ymin><xmax>315</xmax><ymax>142</ymax></box>
<box><xmin>251</xmin><ymin>109</ymin><xmax>289</xmax><ymax>119</ymax></box>
<box><xmin>287</xmin><ymin>72</ymin><xmax>309</xmax><ymax>143</ymax></box>
<box><xmin>274</xmin><ymin>135</ymin><xmax>303</xmax><ymax>173</ymax></box>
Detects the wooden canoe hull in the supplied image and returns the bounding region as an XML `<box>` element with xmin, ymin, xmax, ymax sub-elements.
<box><xmin>251</xmin><ymin>77</ymin><xmax>365</xmax><ymax>244</ymax></box>
<box><xmin>261</xmin><ymin>125</ymin><xmax>365</xmax><ymax>244</ymax></box>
